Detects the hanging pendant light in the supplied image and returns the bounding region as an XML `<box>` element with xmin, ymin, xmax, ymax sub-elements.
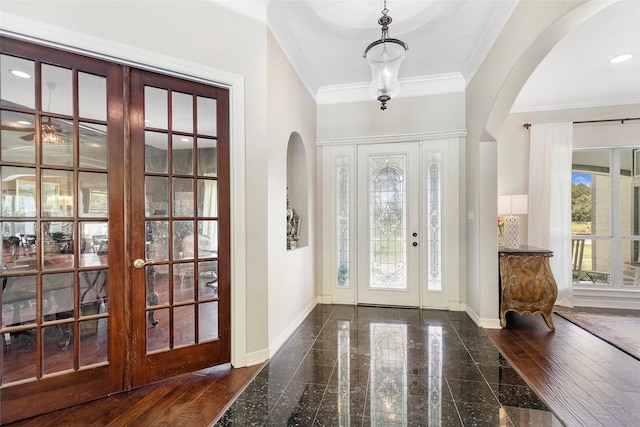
<box><xmin>363</xmin><ymin>0</ymin><xmax>408</xmax><ymax>110</ymax></box>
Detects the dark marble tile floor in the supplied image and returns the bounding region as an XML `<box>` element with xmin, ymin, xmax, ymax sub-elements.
<box><xmin>216</xmin><ymin>304</ymin><xmax>559</xmax><ymax>426</ymax></box>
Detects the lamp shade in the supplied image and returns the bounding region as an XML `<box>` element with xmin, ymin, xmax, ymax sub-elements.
<box><xmin>498</xmin><ymin>194</ymin><xmax>528</xmax><ymax>215</ymax></box>
<box><xmin>511</xmin><ymin>194</ymin><xmax>528</xmax><ymax>215</ymax></box>
<box><xmin>365</xmin><ymin>39</ymin><xmax>407</xmax><ymax>106</ymax></box>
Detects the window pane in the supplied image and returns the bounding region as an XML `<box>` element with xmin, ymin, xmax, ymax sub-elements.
<box><xmin>79</xmin><ymin>122</ymin><xmax>107</xmax><ymax>169</ymax></box>
<box><xmin>79</xmin><ymin>172</ymin><xmax>108</xmax><ymax>218</ymax></box>
<box><xmin>1</xmin><ymin>54</ymin><xmax>35</xmax><ymax>109</ymax></box>
<box><xmin>1</xmin><ymin>111</ymin><xmax>36</xmax><ymax>163</ymax></box>
<box><xmin>41</xmin><ymin>64</ymin><xmax>73</xmax><ymax>116</ymax></box>
<box><xmin>173</xmin><ymin>178</ymin><xmax>194</xmax><ymax>217</ymax></box>
<box><xmin>78</xmin><ymin>72</ymin><xmax>107</xmax><ymax>121</ymax></box>
<box><xmin>620</xmin><ymin>148</ymin><xmax>637</xmax><ymax>237</ymax></box>
<box><xmin>173</xmin><ymin>135</ymin><xmax>193</xmax><ymax>175</ymax></box>
<box><xmin>145</xmin><ymin>176</ymin><xmax>169</xmax><ymax>217</ymax></box>
<box><xmin>2</xmin><ymin>166</ymin><xmax>37</xmax><ymax>217</ymax></box>
<box><xmin>623</xmin><ymin>240</ymin><xmax>640</xmax><ymax>286</ymax></box>
<box><xmin>145</xmin><ymin>87</ymin><xmax>168</xmax><ymax>129</ymax></box>
<box><xmin>197</xmin><ymin>138</ymin><xmax>217</xmax><ymax>177</ymax></box>
<box><xmin>172</xmin><ymin>92</ymin><xmax>192</xmax><ymax>133</ymax></box>
<box><xmin>145</xmin><ymin>131</ymin><xmax>168</xmax><ymax>173</ymax></box>
<box><xmin>42</xmin><ymin>169</ymin><xmax>73</xmax><ymax>218</ymax></box>
<box><xmin>42</xmin><ymin>221</ymin><xmax>74</xmax><ymax>269</ymax></box>
<box><xmin>41</xmin><ymin>116</ymin><xmax>73</xmax><ymax>166</ymax></box>
<box><xmin>572</xmin><ymin>150</ymin><xmax>611</xmax><ymax>236</ymax></box>
<box><xmin>197</xmin><ymin>179</ymin><xmax>217</xmax><ymax>217</ymax></box>
<box><xmin>197</xmin><ymin>96</ymin><xmax>217</xmax><ymax>136</ymax></box>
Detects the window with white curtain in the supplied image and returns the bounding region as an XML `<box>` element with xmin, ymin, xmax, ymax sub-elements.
<box><xmin>571</xmin><ymin>147</ymin><xmax>640</xmax><ymax>288</ymax></box>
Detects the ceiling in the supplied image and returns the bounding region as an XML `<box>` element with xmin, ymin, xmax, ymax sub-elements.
<box><xmin>215</xmin><ymin>0</ymin><xmax>640</xmax><ymax>112</ymax></box>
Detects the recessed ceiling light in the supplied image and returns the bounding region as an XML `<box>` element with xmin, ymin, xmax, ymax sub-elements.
<box><xmin>17</xmin><ymin>120</ymin><xmax>32</xmax><ymax>125</ymax></box>
<box><xmin>611</xmin><ymin>54</ymin><xmax>632</xmax><ymax>64</ymax></box>
<box><xmin>181</xmin><ymin>137</ymin><xmax>190</xmax><ymax>142</ymax></box>
<box><xmin>10</xmin><ymin>70</ymin><xmax>32</xmax><ymax>79</ymax></box>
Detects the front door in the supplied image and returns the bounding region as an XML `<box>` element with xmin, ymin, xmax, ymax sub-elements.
<box><xmin>129</xmin><ymin>70</ymin><xmax>230</xmax><ymax>385</ymax></box>
<box><xmin>357</xmin><ymin>143</ymin><xmax>421</xmax><ymax>306</ymax></box>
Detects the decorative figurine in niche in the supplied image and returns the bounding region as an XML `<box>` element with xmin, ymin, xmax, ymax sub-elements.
<box><xmin>287</xmin><ymin>194</ymin><xmax>301</xmax><ymax>250</ymax></box>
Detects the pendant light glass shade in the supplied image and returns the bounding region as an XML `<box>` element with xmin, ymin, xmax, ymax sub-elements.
<box><xmin>363</xmin><ymin>3</ymin><xmax>408</xmax><ymax>110</ymax></box>
<box><xmin>365</xmin><ymin>39</ymin><xmax>407</xmax><ymax>109</ymax></box>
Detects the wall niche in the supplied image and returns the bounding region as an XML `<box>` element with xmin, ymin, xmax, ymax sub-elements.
<box><xmin>286</xmin><ymin>132</ymin><xmax>307</xmax><ymax>250</ymax></box>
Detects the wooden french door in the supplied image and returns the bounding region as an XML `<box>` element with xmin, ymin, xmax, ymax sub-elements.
<box><xmin>129</xmin><ymin>70</ymin><xmax>230</xmax><ymax>386</ymax></box>
<box><xmin>1</xmin><ymin>38</ymin><xmax>231</xmax><ymax>423</ymax></box>
<box><xmin>0</xmin><ymin>37</ymin><xmax>126</xmax><ymax>423</ymax></box>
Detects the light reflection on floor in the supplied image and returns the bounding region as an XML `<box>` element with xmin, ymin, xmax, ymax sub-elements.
<box><xmin>216</xmin><ymin>305</ymin><xmax>558</xmax><ymax>426</ymax></box>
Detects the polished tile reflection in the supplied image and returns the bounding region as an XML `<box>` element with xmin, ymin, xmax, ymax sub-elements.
<box><xmin>216</xmin><ymin>305</ymin><xmax>558</xmax><ymax>426</ymax></box>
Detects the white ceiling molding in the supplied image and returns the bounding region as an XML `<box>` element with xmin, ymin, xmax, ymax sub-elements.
<box><xmin>208</xmin><ymin>0</ymin><xmax>269</xmax><ymax>24</ymax></box>
<box><xmin>511</xmin><ymin>96</ymin><xmax>640</xmax><ymax>114</ymax></box>
<box><xmin>316</xmin><ymin>72</ymin><xmax>465</xmax><ymax>105</ymax></box>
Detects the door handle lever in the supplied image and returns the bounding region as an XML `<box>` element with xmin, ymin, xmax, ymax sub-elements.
<box><xmin>133</xmin><ymin>258</ymin><xmax>154</xmax><ymax>269</ymax></box>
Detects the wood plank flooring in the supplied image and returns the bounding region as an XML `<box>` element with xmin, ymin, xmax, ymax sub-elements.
<box><xmin>4</xmin><ymin>363</ymin><xmax>262</xmax><ymax>427</ymax></box>
<box><xmin>5</xmin><ymin>305</ymin><xmax>640</xmax><ymax>426</ymax></box>
<box><xmin>485</xmin><ymin>308</ymin><xmax>640</xmax><ymax>426</ymax></box>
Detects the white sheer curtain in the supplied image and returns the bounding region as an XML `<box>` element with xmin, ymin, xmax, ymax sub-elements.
<box><xmin>528</xmin><ymin>123</ymin><xmax>573</xmax><ymax>307</ymax></box>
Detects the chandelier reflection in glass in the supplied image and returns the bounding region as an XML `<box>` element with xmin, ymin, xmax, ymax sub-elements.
<box><xmin>363</xmin><ymin>0</ymin><xmax>408</xmax><ymax>110</ymax></box>
<box><xmin>42</xmin><ymin>117</ymin><xmax>64</xmax><ymax>145</ymax></box>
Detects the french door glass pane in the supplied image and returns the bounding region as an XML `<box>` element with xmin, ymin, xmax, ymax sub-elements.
<box><xmin>0</xmin><ymin>111</ymin><xmax>36</xmax><ymax>164</ymax></box>
<box><xmin>41</xmin><ymin>64</ymin><xmax>72</xmax><ymax>116</ymax></box>
<box><xmin>145</xmin><ymin>131</ymin><xmax>169</xmax><ymax>173</ymax></box>
<box><xmin>172</xmin><ymin>92</ymin><xmax>193</xmax><ymax>133</ymax></box>
<box><xmin>79</xmin><ymin>172</ymin><xmax>108</xmax><ymax>218</ymax></box>
<box><xmin>369</xmin><ymin>154</ymin><xmax>407</xmax><ymax>289</ymax></box>
<box><xmin>196</xmin><ymin>96</ymin><xmax>217</xmax><ymax>136</ymax></box>
<box><xmin>42</xmin><ymin>169</ymin><xmax>73</xmax><ymax>217</ymax></box>
<box><xmin>144</xmin><ymin>87</ymin><xmax>168</xmax><ymax>129</ymax></box>
<box><xmin>1</xmin><ymin>54</ymin><xmax>35</xmax><ymax>109</ymax></box>
<box><xmin>79</xmin><ymin>123</ymin><xmax>108</xmax><ymax>169</ymax></box>
<box><xmin>197</xmin><ymin>138</ymin><xmax>217</xmax><ymax>177</ymax></box>
<box><xmin>41</xmin><ymin>116</ymin><xmax>73</xmax><ymax>166</ymax></box>
<box><xmin>78</xmin><ymin>73</ymin><xmax>107</xmax><ymax>121</ymax></box>
<box><xmin>173</xmin><ymin>135</ymin><xmax>193</xmax><ymax>175</ymax></box>
<box><xmin>1</xmin><ymin>166</ymin><xmax>36</xmax><ymax>217</ymax></box>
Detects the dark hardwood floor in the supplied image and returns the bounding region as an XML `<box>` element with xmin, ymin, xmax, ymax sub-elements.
<box><xmin>486</xmin><ymin>308</ymin><xmax>640</xmax><ymax>426</ymax></box>
<box><xmin>5</xmin><ymin>305</ymin><xmax>639</xmax><ymax>426</ymax></box>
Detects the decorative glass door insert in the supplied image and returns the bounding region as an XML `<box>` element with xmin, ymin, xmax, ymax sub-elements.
<box><xmin>357</xmin><ymin>143</ymin><xmax>420</xmax><ymax>306</ymax></box>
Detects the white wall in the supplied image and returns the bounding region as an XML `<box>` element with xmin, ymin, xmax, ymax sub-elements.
<box><xmin>317</xmin><ymin>93</ymin><xmax>465</xmax><ymax>140</ymax></box>
<box><xmin>266</xmin><ymin>30</ymin><xmax>318</xmax><ymax>355</ymax></box>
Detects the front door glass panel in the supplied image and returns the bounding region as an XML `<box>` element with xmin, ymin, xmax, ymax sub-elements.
<box><xmin>369</xmin><ymin>154</ymin><xmax>407</xmax><ymax>290</ymax></box>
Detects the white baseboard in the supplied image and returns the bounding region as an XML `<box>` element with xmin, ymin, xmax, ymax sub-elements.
<box><xmin>245</xmin><ymin>348</ymin><xmax>270</xmax><ymax>367</ymax></box>
<box><xmin>269</xmin><ymin>296</ymin><xmax>320</xmax><ymax>358</ymax></box>
<box><xmin>465</xmin><ymin>305</ymin><xmax>502</xmax><ymax>329</ymax></box>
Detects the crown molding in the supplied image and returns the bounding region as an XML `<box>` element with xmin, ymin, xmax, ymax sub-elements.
<box><xmin>510</xmin><ymin>96</ymin><xmax>640</xmax><ymax>113</ymax></box>
<box><xmin>316</xmin><ymin>73</ymin><xmax>465</xmax><ymax>105</ymax></box>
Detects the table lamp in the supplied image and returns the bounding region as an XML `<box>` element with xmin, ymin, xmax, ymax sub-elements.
<box><xmin>498</xmin><ymin>194</ymin><xmax>528</xmax><ymax>248</ymax></box>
